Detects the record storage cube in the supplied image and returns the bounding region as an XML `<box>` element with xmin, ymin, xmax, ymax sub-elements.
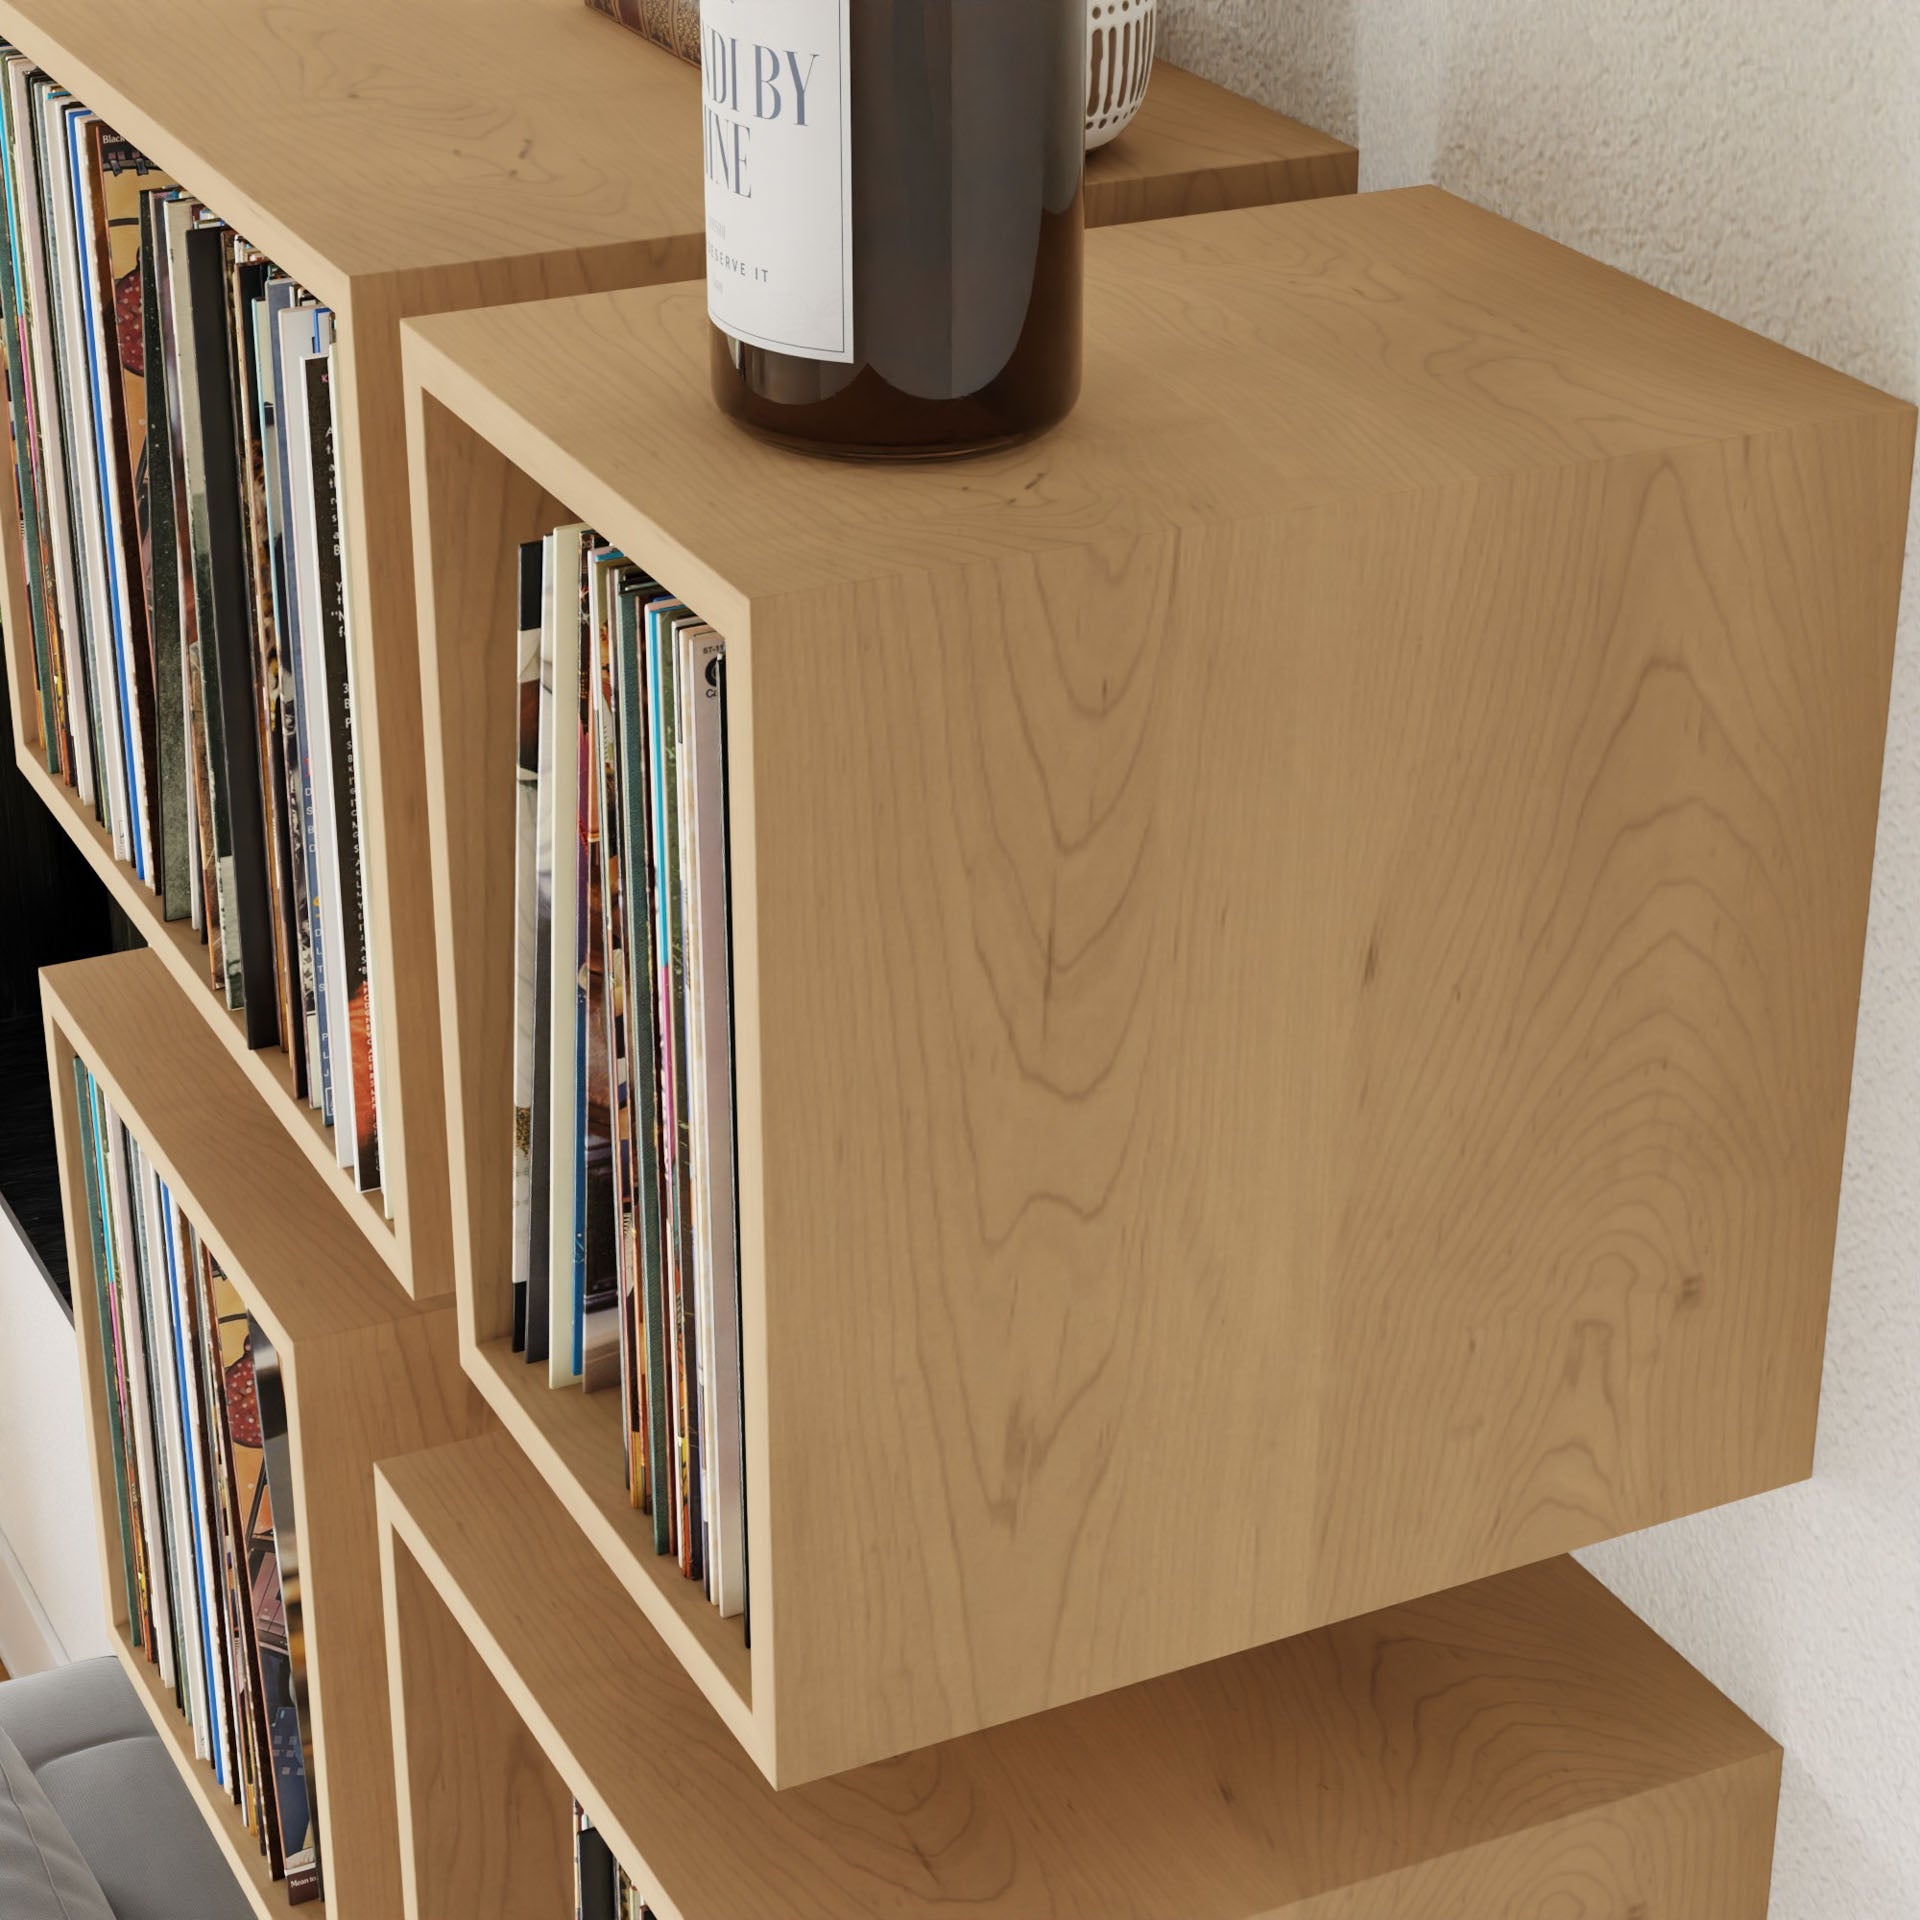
<box><xmin>44</xmin><ymin>946</ymin><xmax>488</xmax><ymax>1920</ymax></box>
<box><xmin>0</xmin><ymin>0</ymin><xmax>1355</xmax><ymax>1303</ymax></box>
<box><xmin>377</xmin><ymin>1433</ymin><xmax>1783</xmax><ymax>1920</ymax></box>
<box><xmin>407</xmin><ymin>185</ymin><xmax>1914</xmax><ymax>1784</ymax></box>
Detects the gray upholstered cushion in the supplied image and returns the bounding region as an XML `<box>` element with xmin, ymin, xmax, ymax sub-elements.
<box><xmin>0</xmin><ymin>1714</ymin><xmax>116</xmax><ymax>1920</ymax></box>
<box><xmin>0</xmin><ymin>1660</ymin><xmax>255</xmax><ymax>1920</ymax></box>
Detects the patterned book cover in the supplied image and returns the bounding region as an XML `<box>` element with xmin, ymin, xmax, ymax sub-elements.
<box><xmin>646</xmin><ymin>597</ymin><xmax>703</xmax><ymax>1582</ymax></box>
<box><xmin>229</xmin><ymin>244</ymin><xmax>303</xmax><ymax>1091</ymax></box>
<box><xmin>138</xmin><ymin>185</ymin><xmax>191</xmax><ymax>923</ymax></box>
<box><xmin>213</xmin><ymin>1284</ymin><xmax>289</xmax><ymax>1882</ymax></box>
<box><xmin>0</xmin><ymin>55</ymin><xmax>68</xmax><ymax>780</ymax></box>
<box><xmin>615</xmin><ymin>578</ymin><xmax>673</xmax><ymax>1542</ymax></box>
<box><xmin>247</xmin><ymin>275</ymin><xmax>316</xmax><ymax>1101</ymax></box>
<box><xmin>581</xmin><ymin>544</ymin><xmax>622</xmax><ymax>1393</ymax></box>
<box><xmin>72</xmin><ymin>1061</ymin><xmax>144</xmax><ymax>1643</ymax></box>
<box><xmin>20</xmin><ymin>75</ymin><xmax>96</xmax><ymax>808</ymax></box>
<box><xmin>305</xmin><ymin>347</ymin><xmax>381</xmax><ymax>1190</ymax></box>
<box><xmin>526</xmin><ymin>530</ymin><xmax>562</xmax><ymax>1367</ymax></box>
<box><xmin>166</xmin><ymin>198</ymin><xmax>250</xmax><ymax>1008</ymax></box>
<box><xmin>583</xmin><ymin>0</ymin><xmax>700</xmax><ymax>66</ymax></box>
<box><xmin>57</xmin><ymin>99</ymin><xmax>131</xmax><ymax>863</ymax></box>
<box><xmin>192</xmin><ymin>1239</ymin><xmax>264</xmax><ymax>1839</ymax></box>
<box><xmin>84</xmin><ymin>122</ymin><xmax>172</xmax><ymax>886</ymax></box>
<box><xmin>262</xmin><ymin>282</ymin><xmax>329</xmax><ymax>1115</ymax></box>
<box><xmin>244</xmin><ymin>1317</ymin><xmax>323</xmax><ymax>1902</ymax></box>
<box><xmin>590</xmin><ymin>551</ymin><xmax>646</xmax><ymax>1480</ymax></box>
<box><xmin>513</xmin><ymin>539</ymin><xmax>544</xmax><ymax>1353</ymax></box>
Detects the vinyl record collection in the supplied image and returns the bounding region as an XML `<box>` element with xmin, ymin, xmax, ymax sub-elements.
<box><xmin>72</xmin><ymin>1057</ymin><xmax>321</xmax><ymax>1906</ymax></box>
<box><xmin>573</xmin><ymin>1802</ymin><xmax>655</xmax><ymax>1919</ymax></box>
<box><xmin>0</xmin><ymin>50</ymin><xmax>385</xmax><ymax>1193</ymax></box>
<box><xmin>512</xmin><ymin>530</ymin><xmax>747</xmax><ymax>1625</ymax></box>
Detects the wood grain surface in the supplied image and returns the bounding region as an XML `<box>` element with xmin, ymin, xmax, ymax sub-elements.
<box><xmin>0</xmin><ymin>0</ymin><xmax>1352</xmax><ymax>1303</ymax></box>
<box><xmin>45</xmin><ymin>947</ymin><xmax>491</xmax><ymax>1920</ymax></box>
<box><xmin>383</xmin><ymin>1531</ymin><xmax>573</xmax><ymax>1920</ymax></box>
<box><xmin>408</xmin><ymin>186</ymin><xmax>1913</xmax><ymax>1783</ymax></box>
<box><xmin>379</xmin><ymin>1433</ymin><xmax>1781</xmax><ymax>1920</ymax></box>
<box><xmin>1084</xmin><ymin>62</ymin><xmax>1356</xmax><ymax>227</ymax></box>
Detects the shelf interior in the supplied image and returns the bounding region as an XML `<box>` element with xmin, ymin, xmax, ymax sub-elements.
<box><xmin>470</xmin><ymin>1336</ymin><xmax>754</xmax><ymax>1716</ymax></box>
<box><xmin>381</xmin><ymin>1431</ymin><xmax>1783</xmax><ymax>1918</ymax></box>
<box><xmin>15</xmin><ymin>742</ymin><xmax>400</xmax><ymax>1273</ymax></box>
<box><xmin>42</xmin><ymin>948</ymin><xmax>426</xmax><ymax>1348</ymax></box>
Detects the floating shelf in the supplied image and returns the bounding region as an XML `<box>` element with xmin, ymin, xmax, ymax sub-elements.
<box><xmin>407</xmin><ymin>184</ymin><xmax>1913</xmax><ymax>1784</ymax></box>
<box><xmin>0</xmin><ymin>0</ymin><xmax>1353</xmax><ymax>1301</ymax></box>
<box><xmin>378</xmin><ymin>1431</ymin><xmax>1782</xmax><ymax>1920</ymax></box>
<box><xmin>44</xmin><ymin>946</ymin><xmax>489</xmax><ymax>1920</ymax></box>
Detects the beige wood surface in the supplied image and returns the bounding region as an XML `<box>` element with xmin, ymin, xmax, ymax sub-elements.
<box><xmin>44</xmin><ymin>947</ymin><xmax>491</xmax><ymax>1920</ymax></box>
<box><xmin>1085</xmin><ymin>61</ymin><xmax>1356</xmax><ymax>225</ymax></box>
<box><xmin>0</xmin><ymin>0</ymin><xmax>1352</xmax><ymax>1300</ymax></box>
<box><xmin>379</xmin><ymin>1433</ymin><xmax>1781</xmax><ymax>1920</ymax></box>
<box><xmin>408</xmin><ymin>185</ymin><xmax>1914</xmax><ymax>1783</ymax></box>
<box><xmin>382</xmin><ymin>1529</ymin><xmax>577</xmax><ymax>1920</ymax></box>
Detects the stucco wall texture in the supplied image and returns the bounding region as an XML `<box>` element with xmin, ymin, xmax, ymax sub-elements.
<box><xmin>1155</xmin><ymin>2</ymin><xmax>1920</xmax><ymax>1911</ymax></box>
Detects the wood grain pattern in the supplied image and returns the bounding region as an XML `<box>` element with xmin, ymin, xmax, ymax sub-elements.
<box><xmin>1084</xmin><ymin>61</ymin><xmax>1356</xmax><ymax>227</ymax></box>
<box><xmin>0</xmin><ymin>0</ymin><xmax>1352</xmax><ymax>1298</ymax></box>
<box><xmin>382</xmin><ymin>1531</ymin><xmax>573</xmax><ymax>1920</ymax></box>
<box><xmin>44</xmin><ymin>947</ymin><xmax>491</xmax><ymax>1920</ymax></box>
<box><xmin>408</xmin><ymin>186</ymin><xmax>1914</xmax><ymax>1784</ymax></box>
<box><xmin>379</xmin><ymin>1433</ymin><xmax>1781</xmax><ymax>1920</ymax></box>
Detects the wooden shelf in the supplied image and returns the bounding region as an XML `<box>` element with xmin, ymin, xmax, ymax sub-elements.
<box><xmin>1084</xmin><ymin>62</ymin><xmax>1356</xmax><ymax>223</ymax></box>
<box><xmin>44</xmin><ymin>946</ymin><xmax>490</xmax><ymax>1920</ymax></box>
<box><xmin>0</xmin><ymin>0</ymin><xmax>1353</xmax><ymax>1303</ymax></box>
<box><xmin>378</xmin><ymin>1431</ymin><xmax>1782</xmax><ymax>1920</ymax></box>
<box><xmin>407</xmin><ymin>184</ymin><xmax>1913</xmax><ymax>1784</ymax></box>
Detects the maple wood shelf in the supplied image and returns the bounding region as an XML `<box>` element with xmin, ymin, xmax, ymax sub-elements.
<box><xmin>43</xmin><ymin>946</ymin><xmax>488</xmax><ymax>1920</ymax></box>
<box><xmin>0</xmin><ymin>0</ymin><xmax>1353</xmax><ymax>1302</ymax></box>
<box><xmin>406</xmin><ymin>184</ymin><xmax>1912</xmax><ymax>1786</ymax></box>
<box><xmin>378</xmin><ymin>1431</ymin><xmax>1783</xmax><ymax>1920</ymax></box>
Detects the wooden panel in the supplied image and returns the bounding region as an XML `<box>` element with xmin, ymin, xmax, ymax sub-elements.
<box><xmin>405</xmin><ymin>186</ymin><xmax>1913</xmax><ymax>1782</ymax></box>
<box><xmin>43</xmin><ymin>946</ymin><xmax>491</xmax><ymax>1920</ymax></box>
<box><xmin>1083</xmin><ymin>62</ymin><xmax>1357</xmax><ymax>228</ymax></box>
<box><xmin>398</xmin><ymin>189</ymin><xmax>1906</xmax><ymax>609</ymax></box>
<box><xmin>0</xmin><ymin>0</ymin><xmax>1353</xmax><ymax>1302</ymax></box>
<box><xmin>0</xmin><ymin>0</ymin><xmax>707</xmax><ymax>300</ymax></box>
<box><xmin>378</xmin><ymin>1433</ymin><xmax>1781</xmax><ymax>1920</ymax></box>
<box><xmin>383</xmin><ymin>1530</ymin><xmax>578</xmax><ymax>1920</ymax></box>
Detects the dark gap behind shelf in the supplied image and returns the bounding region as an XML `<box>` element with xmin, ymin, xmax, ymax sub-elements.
<box><xmin>0</xmin><ymin>661</ymin><xmax>142</xmax><ymax>1310</ymax></box>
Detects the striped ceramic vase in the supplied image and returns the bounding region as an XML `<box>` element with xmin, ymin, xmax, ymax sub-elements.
<box><xmin>1085</xmin><ymin>0</ymin><xmax>1158</xmax><ymax>149</ymax></box>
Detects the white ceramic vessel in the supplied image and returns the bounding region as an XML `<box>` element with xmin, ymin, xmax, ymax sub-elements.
<box><xmin>1085</xmin><ymin>0</ymin><xmax>1158</xmax><ymax>149</ymax></box>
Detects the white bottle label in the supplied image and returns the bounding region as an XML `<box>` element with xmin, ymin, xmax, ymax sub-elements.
<box><xmin>700</xmin><ymin>0</ymin><xmax>855</xmax><ymax>363</ymax></box>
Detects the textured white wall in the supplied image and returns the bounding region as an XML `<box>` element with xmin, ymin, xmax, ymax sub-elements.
<box><xmin>0</xmin><ymin>1224</ymin><xmax>110</xmax><ymax>1674</ymax></box>
<box><xmin>1157</xmin><ymin>4</ymin><xmax>1920</xmax><ymax>1913</ymax></box>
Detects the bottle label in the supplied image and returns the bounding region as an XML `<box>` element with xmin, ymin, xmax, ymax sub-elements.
<box><xmin>699</xmin><ymin>0</ymin><xmax>854</xmax><ymax>363</ymax></box>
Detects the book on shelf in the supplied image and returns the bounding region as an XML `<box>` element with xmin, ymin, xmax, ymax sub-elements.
<box><xmin>513</xmin><ymin>528</ymin><xmax>748</xmax><ymax>1624</ymax></box>
<box><xmin>72</xmin><ymin>1054</ymin><xmax>322</xmax><ymax>1906</ymax></box>
<box><xmin>572</xmin><ymin>1800</ymin><xmax>655</xmax><ymax>1920</ymax></box>
<box><xmin>581</xmin><ymin>0</ymin><xmax>700</xmax><ymax>67</ymax></box>
<box><xmin>0</xmin><ymin>44</ymin><xmax>386</xmax><ymax>1194</ymax></box>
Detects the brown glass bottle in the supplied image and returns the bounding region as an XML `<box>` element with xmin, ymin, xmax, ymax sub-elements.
<box><xmin>702</xmin><ymin>0</ymin><xmax>1085</xmax><ymax>459</ymax></box>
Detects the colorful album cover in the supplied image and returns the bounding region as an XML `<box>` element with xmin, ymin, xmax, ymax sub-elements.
<box><xmin>615</xmin><ymin>579</ymin><xmax>672</xmax><ymax>1541</ymax></box>
<box><xmin>239</xmin><ymin>1316</ymin><xmax>322</xmax><ymax>1901</ymax></box>
<box><xmin>580</xmin><ymin>543</ymin><xmax>622</xmax><ymax>1393</ymax></box>
<box><xmin>513</xmin><ymin>538</ymin><xmax>544</xmax><ymax>1353</ymax></box>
